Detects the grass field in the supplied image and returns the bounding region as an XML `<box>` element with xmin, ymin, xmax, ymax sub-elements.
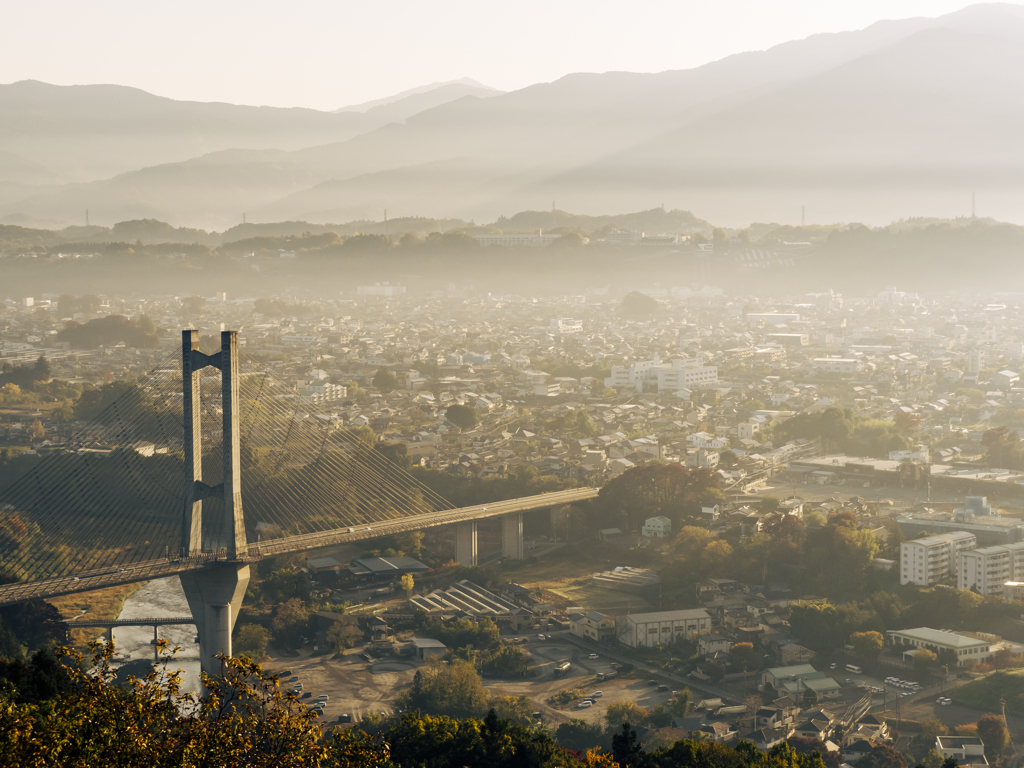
<box><xmin>50</xmin><ymin>582</ymin><xmax>146</xmax><ymax>648</ymax></box>
<box><xmin>952</xmin><ymin>669</ymin><xmax>1024</xmax><ymax>715</ymax></box>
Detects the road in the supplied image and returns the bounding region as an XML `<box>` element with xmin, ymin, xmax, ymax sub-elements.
<box><xmin>553</xmin><ymin>631</ymin><xmax>741</xmax><ymax>705</ymax></box>
<box><xmin>0</xmin><ymin>487</ymin><xmax>599</xmax><ymax>607</ymax></box>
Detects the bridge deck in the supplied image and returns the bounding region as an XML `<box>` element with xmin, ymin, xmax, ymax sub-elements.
<box><xmin>66</xmin><ymin>617</ymin><xmax>195</xmax><ymax>629</ymax></box>
<box><xmin>0</xmin><ymin>487</ymin><xmax>598</xmax><ymax>607</ymax></box>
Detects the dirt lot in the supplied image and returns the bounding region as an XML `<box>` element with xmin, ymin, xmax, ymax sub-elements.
<box><xmin>259</xmin><ymin>635</ymin><xmax>683</xmax><ymax>728</ymax></box>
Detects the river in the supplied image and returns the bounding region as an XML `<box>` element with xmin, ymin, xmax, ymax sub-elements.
<box><xmin>111</xmin><ymin>576</ymin><xmax>202</xmax><ymax>695</ymax></box>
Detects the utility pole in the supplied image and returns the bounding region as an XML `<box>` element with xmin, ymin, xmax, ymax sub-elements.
<box><xmin>85</xmin><ymin>209</ymin><xmax>89</xmax><ymax>227</ymax></box>
<box><xmin>384</xmin><ymin>209</ymin><xmax>388</xmax><ymax>238</ymax></box>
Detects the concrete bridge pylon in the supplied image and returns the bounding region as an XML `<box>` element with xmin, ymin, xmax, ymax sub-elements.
<box><xmin>179</xmin><ymin>329</ymin><xmax>250</xmax><ymax>677</ymax></box>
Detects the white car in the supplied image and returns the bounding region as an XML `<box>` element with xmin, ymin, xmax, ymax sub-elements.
<box><xmin>577</xmin><ymin>701</ymin><xmax>592</xmax><ymax>708</ymax></box>
<box><xmin>537</xmin><ymin>634</ymin><xmax>546</xmax><ymax>640</ymax></box>
<box><xmin>588</xmin><ymin>653</ymin><xmax>599</xmax><ymax>660</ymax></box>
<box><xmin>592</xmin><ymin>691</ymin><xmax>603</xmax><ymax>698</ymax></box>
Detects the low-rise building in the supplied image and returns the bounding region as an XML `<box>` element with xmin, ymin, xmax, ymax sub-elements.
<box><xmin>936</xmin><ymin>736</ymin><xmax>987</xmax><ymax>766</ymax></box>
<box><xmin>888</xmin><ymin>627</ymin><xmax>992</xmax><ymax>665</ymax></box>
<box><xmin>642</xmin><ymin>515</ymin><xmax>672</xmax><ymax>538</ymax></box>
<box><xmin>569</xmin><ymin>611</ymin><xmax>616</xmax><ymax>642</ymax></box>
<box><xmin>616</xmin><ymin>608</ymin><xmax>711</xmax><ymax>648</ymax></box>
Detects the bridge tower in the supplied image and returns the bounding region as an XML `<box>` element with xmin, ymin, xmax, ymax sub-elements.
<box><xmin>178</xmin><ymin>329</ymin><xmax>250</xmax><ymax>678</ymax></box>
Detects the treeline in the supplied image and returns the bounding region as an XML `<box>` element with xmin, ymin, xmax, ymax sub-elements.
<box><xmin>56</xmin><ymin>314</ymin><xmax>160</xmax><ymax>349</ymax></box>
<box><xmin>775</xmin><ymin>408</ymin><xmax>911</xmax><ymax>458</ymax></box>
<box><xmin>0</xmin><ymin>645</ymin><xmax>847</xmax><ymax>767</ymax></box>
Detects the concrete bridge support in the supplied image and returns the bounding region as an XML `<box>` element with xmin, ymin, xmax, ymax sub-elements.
<box><xmin>455</xmin><ymin>521</ymin><xmax>477</xmax><ymax>565</ymax></box>
<box><xmin>501</xmin><ymin>513</ymin><xmax>524</xmax><ymax>560</ymax></box>
<box><xmin>178</xmin><ymin>330</ymin><xmax>250</xmax><ymax>679</ymax></box>
<box><xmin>181</xmin><ymin>563</ymin><xmax>250</xmax><ymax>677</ymax></box>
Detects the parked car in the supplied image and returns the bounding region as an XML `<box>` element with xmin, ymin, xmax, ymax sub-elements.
<box><xmin>658</xmin><ymin>685</ymin><xmax>669</xmax><ymax>692</ymax></box>
<box><xmin>588</xmin><ymin>653</ymin><xmax>599</xmax><ymax>660</ymax></box>
<box><xmin>537</xmin><ymin>634</ymin><xmax>546</xmax><ymax>640</ymax></box>
<box><xmin>592</xmin><ymin>691</ymin><xmax>603</xmax><ymax>698</ymax></box>
<box><xmin>338</xmin><ymin>714</ymin><xmax>352</xmax><ymax>723</ymax></box>
<box><xmin>577</xmin><ymin>701</ymin><xmax>592</xmax><ymax>709</ymax></box>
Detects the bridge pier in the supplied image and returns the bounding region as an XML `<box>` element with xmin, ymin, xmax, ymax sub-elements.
<box><xmin>180</xmin><ymin>563</ymin><xmax>250</xmax><ymax>678</ymax></box>
<box><xmin>501</xmin><ymin>513</ymin><xmax>524</xmax><ymax>560</ymax></box>
<box><xmin>455</xmin><ymin>522</ymin><xmax>477</xmax><ymax>565</ymax></box>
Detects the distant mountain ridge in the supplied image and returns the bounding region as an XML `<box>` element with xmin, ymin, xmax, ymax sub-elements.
<box><xmin>5</xmin><ymin>4</ymin><xmax>1024</xmax><ymax>228</ymax></box>
<box><xmin>334</xmin><ymin>78</ymin><xmax>500</xmax><ymax>112</ymax></box>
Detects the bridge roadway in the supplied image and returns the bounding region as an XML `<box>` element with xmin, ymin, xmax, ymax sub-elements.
<box><xmin>0</xmin><ymin>487</ymin><xmax>599</xmax><ymax>607</ymax></box>
<box><xmin>66</xmin><ymin>617</ymin><xmax>195</xmax><ymax>629</ymax></box>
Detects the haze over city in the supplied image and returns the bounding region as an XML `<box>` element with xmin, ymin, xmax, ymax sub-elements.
<box><xmin>4</xmin><ymin>3</ymin><xmax>1024</xmax><ymax>767</ymax></box>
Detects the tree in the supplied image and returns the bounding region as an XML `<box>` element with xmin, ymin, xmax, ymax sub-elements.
<box><xmin>668</xmin><ymin>688</ymin><xmax>691</xmax><ymax>718</ymax></box>
<box><xmin>620</xmin><ymin>291</ymin><xmax>660</xmax><ymax>319</ymax></box>
<box><xmin>326</xmin><ymin>619</ymin><xmax>362</xmax><ymax>652</ymax></box>
<box><xmin>555</xmin><ymin>718</ymin><xmax>607</xmax><ymax>752</ymax></box>
<box><xmin>605</xmin><ymin>699</ymin><xmax>649</xmax><ymax>728</ymax></box>
<box><xmin>28</xmin><ymin>420</ymin><xmax>44</xmax><ymax>441</ymax></box>
<box><xmin>914</xmin><ymin>648</ymin><xmax>938</xmax><ymax>674</ymax></box>
<box><xmin>271</xmin><ymin>598</ymin><xmax>310</xmax><ymax>649</ymax></box>
<box><xmin>400</xmin><ymin>573</ymin><xmax>415</xmax><ymax>598</ymax></box>
<box><xmin>233</xmin><ymin>623</ymin><xmax>271</xmax><ymax>661</ymax></box>
<box><xmin>444</xmin><ymin>404</ymin><xmax>478</xmax><ymax>431</ymax></box>
<box><xmin>730</xmin><ymin>642</ymin><xmax>760</xmax><ymax>672</ymax></box>
<box><xmin>395</xmin><ymin>659</ymin><xmax>491</xmax><ymax>719</ymax></box>
<box><xmin>611</xmin><ymin>723</ymin><xmax>646</xmax><ymax>768</ymax></box>
<box><xmin>976</xmin><ymin>713</ymin><xmax>1008</xmax><ymax>758</ymax></box>
<box><xmin>850</xmin><ymin>631</ymin><xmax>884</xmax><ymax>663</ymax></box>
<box><xmin>372</xmin><ymin>366</ymin><xmax>400</xmax><ymax>393</ymax></box>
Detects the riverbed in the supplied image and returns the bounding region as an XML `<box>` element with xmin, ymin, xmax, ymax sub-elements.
<box><xmin>111</xmin><ymin>576</ymin><xmax>202</xmax><ymax>695</ymax></box>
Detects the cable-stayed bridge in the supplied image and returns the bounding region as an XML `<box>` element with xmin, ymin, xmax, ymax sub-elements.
<box><xmin>0</xmin><ymin>330</ymin><xmax>598</xmax><ymax>673</ymax></box>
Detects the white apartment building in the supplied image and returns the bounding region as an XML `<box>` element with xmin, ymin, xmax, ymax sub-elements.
<box><xmin>812</xmin><ymin>358</ymin><xmax>864</xmax><ymax>374</ymax></box>
<box><xmin>746</xmin><ymin>313</ymin><xmax>800</xmax><ymax>325</ymax></box>
<box><xmin>900</xmin><ymin>532</ymin><xmax>977</xmax><ymax>586</ymax></box>
<box><xmin>298</xmin><ymin>381</ymin><xmax>348</xmax><ymax>403</ymax></box>
<box><xmin>604</xmin><ymin>355</ymin><xmax>718</xmax><ymax>393</ymax></box>
<box><xmin>958</xmin><ymin>541</ymin><xmax>1024</xmax><ymax>594</ymax></box>
<box><xmin>356</xmin><ymin>282</ymin><xmax>406</xmax><ymax>297</ymax></box>
<box><xmin>474</xmin><ymin>233</ymin><xmax>562</xmax><ymax>247</ymax></box>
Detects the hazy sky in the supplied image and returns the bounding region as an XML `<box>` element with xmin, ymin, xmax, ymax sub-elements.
<box><xmin>3</xmin><ymin>1</ymin><xmax>1020</xmax><ymax>110</ymax></box>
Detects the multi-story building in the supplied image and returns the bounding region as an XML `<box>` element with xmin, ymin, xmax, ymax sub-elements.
<box><xmin>900</xmin><ymin>532</ymin><xmax>977</xmax><ymax>586</ymax></box>
<box><xmin>812</xmin><ymin>358</ymin><xmax>863</xmax><ymax>374</ymax></box>
<box><xmin>605</xmin><ymin>355</ymin><xmax>718</xmax><ymax>393</ymax></box>
<box><xmin>958</xmin><ymin>541</ymin><xmax>1024</xmax><ymax>594</ymax></box>
<box><xmin>298</xmin><ymin>381</ymin><xmax>347</xmax><ymax>403</ymax></box>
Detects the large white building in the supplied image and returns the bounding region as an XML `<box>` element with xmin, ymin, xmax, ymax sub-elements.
<box><xmin>605</xmin><ymin>355</ymin><xmax>718</xmax><ymax>393</ymax></box>
<box><xmin>900</xmin><ymin>532</ymin><xmax>977</xmax><ymax>587</ymax></box>
<box><xmin>958</xmin><ymin>541</ymin><xmax>1024</xmax><ymax>594</ymax></box>
<box><xmin>812</xmin><ymin>358</ymin><xmax>863</xmax><ymax>374</ymax></box>
<box><xmin>888</xmin><ymin>628</ymin><xmax>991</xmax><ymax>666</ymax></box>
<box><xmin>616</xmin><ymin>608</ymin><xmax>711</xmax><ymax>648</ymax></box>
<box><xmin>474</xmin><ymin>233</ymin><xmax>562</xmax><ymax>248</ymax></box>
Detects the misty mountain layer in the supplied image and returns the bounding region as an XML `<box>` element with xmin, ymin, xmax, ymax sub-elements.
<box><xmin>3</xmin><ymin>4</ymin><xmax>1024</xmax><ymax>229</ymax></box>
